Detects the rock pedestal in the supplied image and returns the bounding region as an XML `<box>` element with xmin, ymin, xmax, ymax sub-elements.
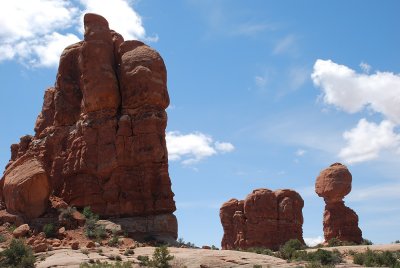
<box><xmin>220</xmin><ymin>188</ymin><xmax>304</xmax><ymax>250</ymax></box>
<box><xmin>0</xmin><ymin>13</ymin><xmax>177</xmax><ymax>240</ymax></box>
<box><xmin>315</xmin><ymin>163</ymin><xmax>362</xmax><ymax>243</ymax></box>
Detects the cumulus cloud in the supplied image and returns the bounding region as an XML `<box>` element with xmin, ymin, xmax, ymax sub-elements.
<box><xmin>339</xmin><ymin>119</ymin><xmax>400</xmax><ymax>164</ymax></box>
<box><xmin>312</xmin><ymin>59</ymin><xmax>400</xmax><ymax>123</ymax></box>
<box><xmin>166</xmin><ymin>131</ymin><xmax>234</xmax><ymax>165</ymax></box>
<box><xmin>79</xmin><ymin>0</ymin><xmax>150</xmax><ymax>41</ymax></box>
<box><xmin>304</xmin><ymin>236</ymin><xmax>324</xmax><ymax>247</ymax></box>
<box><xmin>0</xmin><ymin>0</ymin><xmax>150</xmax><ymax>67</ymax></box>
<box><xmin>312</xmin><ymin>59</ymin><xmax>400</xmax><ymax>164</ymax></box>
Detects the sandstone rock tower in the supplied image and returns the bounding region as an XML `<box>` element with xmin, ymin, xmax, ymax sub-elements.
<box><xmin>315</xmin><ymin>163</ymin><xmax>362</xmax><ymax>244</ymax></box>
<box><xmin>220</xmin><ymin>188</ymin><xmax>304</xmax><ymax>250</ymax></box>
<box><xmin>0</xmin><ymin>13</ymin><xmax>177</xmax><ymax>241</ymax></box>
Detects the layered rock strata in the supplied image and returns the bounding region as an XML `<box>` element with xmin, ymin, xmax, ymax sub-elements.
<box><xmin>220</xmin><ymin>188</ymin><xmax>304</xmax><ymax>250</ymax></box>
<box><xmin>0</xmin><ymin>13</ymin><xmax>177</xmax><ymax>240</ymax></box>
<box><xmin>315</xmin><ymin>163</ymin><xmax>362</xmax><ymax>243</ymax></box>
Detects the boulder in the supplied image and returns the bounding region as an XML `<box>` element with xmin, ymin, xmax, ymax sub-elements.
<box><xmin>315</xmin><ymin>163</ymin><xmax>362</xmax><ymax>244</ymax></box>
<box><xmin>12</xmin><ymin>223</ymin><xmax>30</xmax><ymax>238</ymax></box>
<box><xmin>220</xmin><ymin>188</ymin><xmax>304</xmax><ymax>250</ymax></box>
<box><xmin>3</xmin><ymin>158</ymin><xmax>50</xmax><ymax>219</ymax></box>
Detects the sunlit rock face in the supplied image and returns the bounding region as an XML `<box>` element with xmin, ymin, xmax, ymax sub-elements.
<box><xmin>220</xmin><ymin>188</ymin><xmax>304</xmax><ymax>250</ymax></box>
<box><xmin>1</xmin><ymin>13</ymin><xmax>177</xmax><ymax>241</ymax></box>
<box><xmin>315</xmin><ymin>163</ymin><xmax>362</xmax><ymax>244</ymax></box>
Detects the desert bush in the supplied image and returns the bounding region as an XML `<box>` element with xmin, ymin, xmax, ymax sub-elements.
<box><xmin>43</xmin><ymin>223</ymin><xmax>57</xmax><ymax>238</ymax></box>
<box><xmin>253</xmin><ymin>265</ymin><xmax>262</xmax><ymax>268</ymax></box>
<box><xmin>0</xmin><ymin>239</ymin><xmax>35</xmax><ymax>268</ymax></box>
<box><xmin>352</xmin><ymin>248</ymin><xmax>400</xmax><ymax>267</ymax></box>
<box><xmin>83</xmin><ymin>206</ymin><xmax>98</xmax><ymax>220</ymax></box>
<box><xmin>0</xmin><ymin>234</ymin><xmax>6</xmax><ymax>243</ymax></box>
<box><xmin>59</xmin><ymin>206</ymin><xmax>77</xmax><ymax>220</ymax></box>
<box><xmin>307</xmin><ymin>249</ymin><xmax>342</xmax><ymax>265</ymax></box>
<box><xmin>278</xmin><ymin>239</ymin><xmax>305</xmax><ymax>259</ymax></box>
<box><xmin>327</xmin><ymin>238</ymin><xmax>341</xmax><ymax>247</ymax></box>
<box><xmin>80</xmin><ymin>260</ymin><xmax>133</xmax><ymax>267</ymax></box>
<box><xmin>124</xmin><ymin>249</ymin><xmax>134</xmax><ymax>256</ymax></box>
<box><xmin>137</xmin><ymin>245</ymin><xmax>174</xmax><ymax>267</ymax></box>
<box><xmin>361</xmin><ymin>238</ymin><xmax>373</xmax><ymax>245</ymax></box>
<box><xmin>108</xmin><ymin>235</ymin><xmax>119</xmax><ymax>247</ymax></box>
<box><xmin>246</xmin><ymin>247</ymin><xmax>275</xmax><ymax>256</ymax></box>
<box><xmin>210</xmin><ymin>245</ymin><xmax>219</xmax><ymax>250</ymax></box>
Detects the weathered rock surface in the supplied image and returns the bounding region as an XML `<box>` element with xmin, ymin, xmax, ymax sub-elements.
<box><xmin>220</xmin><ymin>188</ymin><xmax>304</xmax><ymax>250</ymax></box>
<box><xmin>12</xmin><ymin>223</ymin><xmax>30</xmax><ymax>238</ymax></box>
<box><xmin>315</xmin><ymin>163</ymin><xmax>362</xmax><ymax>243</ymax></box>
<box><xmin>0</xmin><ymin>13</ymin><xmax>176</xmax><ymax>240</ymax></box>
<box><xmin>3</xmin><ymin>157</ymin><xmax>50</xmax><ymax>219</ymax></box>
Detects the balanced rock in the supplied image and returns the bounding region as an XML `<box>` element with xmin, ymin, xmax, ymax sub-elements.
<box><xmin>315</xmin><ymin>163</ymin><xmax>362</xmax><ymax>243</ymax></box>
<box><xmin>0</xmin><ymin>13</ymin><xmax>177</xmax><ymax>240</ymax></box>
<box><xmin>220</xmin><ymin>188</ymin><xmax>304</xmax><ymax>250</ymax></box>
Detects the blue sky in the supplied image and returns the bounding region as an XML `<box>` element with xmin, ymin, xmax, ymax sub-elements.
<box><xmin>1</xmin><ymin>0</ymin><xmax>399</xmax><ymax>247</ymax></box>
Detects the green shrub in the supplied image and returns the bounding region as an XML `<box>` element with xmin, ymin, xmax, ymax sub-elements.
<box><xmin>278</xmin><ymin>239</ymin><xmax>305</xmax><ymax>259</ymax></box>
<box><xmin>0</xmin><ymin>234</ymin><xmax>6</xmax><ymax>243</ymax></box>
<box><xmin>43</xmin><ymin>223</ymin><xmax>57</xmax><ymax>238</ymax></box>
<box><xmin>0</xmin><ymin>239</ymin><xmax>35</xmax><ymax>268</ymax></box>
<box><xmin>210</xmin><ymin>245</ymin><xmax>219</xmax><ymax>250</ymax></box>
<box><xmin>124</xmin><ymin>249</ymin><xmax>134</xmax><ymax>256</ymax></box>
<box><xmin>137</xmin><ymin>245</ymin><xmax>174</xmax><ymax>267</ymax></box>
<box><xmin>80</xmin><ymin>260</ymin><xmax>133</xmax><ymax>267</ymax></box>
<box><xmin>307</xmin><ymin>249</ymin><xmax>342</xmax><ymax>265</ymax></box>
<box><xmin>246</xmin><ymin>247</ymin><xmax>275</xmax><ymax>256</ymax></box>
<box><xmin>361</xmin><ymin>238</ymin><xmax>373</xmax><ymax>245</ymax></box>
<box><xmin>253</xmin><ymin>265</ymin><xmax>262</xmax><ymax>268</ymax></box>
<box><xmin>327</xmin><ymin>238</ymin><xmax>342</xmax><ymax>247</ymax></box>
<box><xmin>352</xmin><ymin>248</ymin><xmax>400</xmax><ymax>267</ymax></box>
<box><xmin>83</xmin><ymin>206</ymin><xmax>98</xmax><ymax>221</ymax></box>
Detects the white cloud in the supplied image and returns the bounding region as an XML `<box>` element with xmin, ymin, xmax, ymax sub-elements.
<box><xmin>0</xmin><ymin>0</ymin><xmax>151</xmax><ymax>67</ymax></box>
<box><xmin>215</xmin><ymin>142</ymin><xmax>235</xmax><ymax>153</ymax></box>
<box><xmin>79</xmin><ymin>0</ymin><xmax>150</xmax><ymax>41</ymax></box>
<box><xmin>32</xmin><ymin>33</ymin><xmax>81</xmax><ymax>67</ymax></box>
<box><xmin>295</xmin><ymin>149</ymin><xmax>306</xmax><ymax>156</ymax></box>
<box><xmin>304</xmin><ymin>236</ymin><xmax>324</xmax><ymax>247</ymax></box>
<box><xmin>339</xmin><ymin>119</ymin><xmax>400</xmax><ymax>164</ymax></box>
<box><xmin>273</xmin><ymin>34</ymin><xmax>296</xmax><ymax>55</ymax></box>
<box><xmin>348</xmin><ymin>182</ymin><xmax>400</xmax><ymax>202</ymax></box>
<box><xmin>166</xmin><ymin>131</ymin><xmax>234</xmax><ymax>165</ymax></box>
<box><xmin>254</xmin><ymin>75</ymin><xmax>267</xmax><ymax>89</ymax></box>
<box><xmin>312</xmin><ymin>59</ymin><xmax>400</xmax><ymax>164</ymax></box>
<box><xmin>360</xmin><ymin>61</ymin><xmax>371</xmax><ymax>74</ymax></box>
<box><xmin>312</xmin><ymin>59</ymin><xmax>400</xmax><ymax>123</ymax></box>
<box><xmin>231</xmin><ymin>23</ymin><xmax>274</xmax><ymax>36</ymax></box>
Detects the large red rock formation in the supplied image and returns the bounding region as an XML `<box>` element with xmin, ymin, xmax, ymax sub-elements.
<box><xmin>315</xmin><ymin>163</ymin><xmax>362</xmax><ymax>243</ymax></box>
<box><xmin>0</xmin><ymin>13</ymin><xmax>177</xmax><ymax>240</ymax></box>
<box><xmin>220</xmin><ymin>188</ymin><xmax>304</xmax><ymax>250</ymax></box>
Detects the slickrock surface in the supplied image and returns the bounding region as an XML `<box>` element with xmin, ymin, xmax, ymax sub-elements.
<box><xmin>315</xmin><ymin>163</ymin><xmax>362</xmax><ymax>243</ymax></box>
<box><xmin>0</xmin><ymin>13</ymin><xmax>176</xmax><ymax>240</ymax></box>
<box><xmin>220</xmin><ymin>188</ymin><xmax>304</xmax><ymax>250</ymax></box>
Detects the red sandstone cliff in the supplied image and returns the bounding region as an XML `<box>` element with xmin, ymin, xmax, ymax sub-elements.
<box><xmin>315</xmin><ymin>163</ymin><xmax>362</xmax><ymax>244</ymax></box>
<box><xmin>0</xmin><ymin>13</ymin><xmax>177</xmax><ymax>241</ymax></box>
<box><xmin>220</xmin><ymin>188</ymin><xmax>304</xmax><ymax>250</ymax></box>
